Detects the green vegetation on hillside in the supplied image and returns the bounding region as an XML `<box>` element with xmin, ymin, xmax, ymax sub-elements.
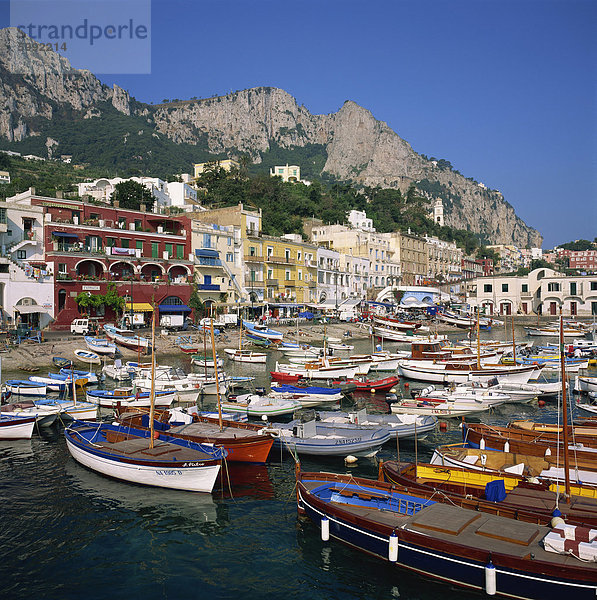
<box><xmin>558</xmin><ymin>239</ymin><xmax>596</xmax><ymax>251</ymax></box>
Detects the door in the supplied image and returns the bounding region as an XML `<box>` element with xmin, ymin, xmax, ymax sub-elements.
<box><xmin>570</xmin><ymin>302</ymin><xmax>577</xmax><ymax>316</ymax></box>
<box><xmin>549</xmin><ymin>302</ymin><xmax>557</xmax><ymax>315</ymax></box>
<box><xmin>521</xmin><ymin>302</ymin><xmax>527</xmax><ymax>314</ymax></box>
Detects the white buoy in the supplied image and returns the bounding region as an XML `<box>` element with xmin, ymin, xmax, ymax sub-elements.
<box><xmin>503</xmin><ymin>441</ymin><xmax>510</xmax><ymax>453</ymax></box>
<box><xmin>485</xmin><ymin>561</ymin><xmax>497</xmax><ymax>595</ymax></box>
<box><xmin>389</xmin><ymin>388</ymin><xmax>397</xmax><ymax>394</ymax></box>
<box><xmin>480</xmin><ymin>438</ymin><xmax>486</xmax><ymax>450</ymax></box>
<box><xmin>321</xmin><ymin>517</ymin><xmax>330</xmax><ymax>541</ymax></box>
<box><xmin>261</xmin><ymin>414</ymin><xmax>268</xmax><ymax>421</ymax></box>
<box><xmin>551</xmin><ymin>516</ymin><xmax>565</xmax><ymax>528</ymax></box>
<box><xmin>545</xmin><ymin>447</ymin><xmax>552</xmax><ymax>456</ymax></box>
<box><xmin>345</xmin><ymin>455</ymin><xmax>358</xmax><ymax>465</ymax></box>
<box><xmin>388</xmin><ymin>533</ymin><xmax>398</xmax><ymax>562</ymax></box>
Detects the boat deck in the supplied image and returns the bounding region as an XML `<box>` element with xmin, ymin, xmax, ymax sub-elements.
<box><xmin>169</xmin><ymin>422</ymin><xmax>259</xmax><ymax>440</ymax></box>
<box><xmin>93</xmin><ymin>437</ymin><xmax>209</xmax><ymax>461</ymax></box>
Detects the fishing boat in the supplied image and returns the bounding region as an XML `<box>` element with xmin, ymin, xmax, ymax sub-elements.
<box><xmin>84</xmin><ymin>336</ymin><xmax>117</xmax><ymax>356</ymax></box>
<box><xmin>220</xmin><ymin>393</ymin><xmax>302</xmax><ymax>418</ymax></box>
<box><xmin>85</xmin><ymin>388</ymin><xmax>176</xmax><ymax>409</ymax></box>
<box><xmin>74</xmin><ymin>349</ymin><xmax>101</xmax><ymax>364</ymax></box>
<box><xmin>389</xmin><ymin>397</ymin><xmax>496</xmax><ymax>418</ymax></box>
<box><xmin>58</xmin><ymin>368</ymin><xmax>99</xmax><ymax>384</ymax></box>
<box><xmin>373</xmin><ymin>315</ymin><xmax>421</xmax><ymax>331</ymax></box>
<box><xmin>0</xmin><ymin>414</ymin><xmax>37</xmax><ymax>439</ymax></box>
<box><xmin>297</xmin><ymin>469</ymin><xmax>597</xmax><ymax>600</ymax></box>
<box><xmin>270</xmin><ymin>419</ymin><xmax>391</xmax><ymax>456</ymax></box>
<box><xmin>269</xmin><ymin>384</ymin><xmax>343</xmax><ymax>407</ymax></box>
<box><xmin>223</xmin><ymin>349</ymin><xmax>268</xmax><ymax>364</ymax></box>
<box><xmin>242</xmin><ymin>320</ymin><xmax>283</xmax><ymax>341</ymax></box>
<box><xmin>190</xmin><ymin>354</ymin><xmax>224</xmax><ymax>369</ymax></box>
<box><xmin>315</xmin><ymin>409</ymin><xmax>437</xmax><ymax>439</ymax></box>
<box><xmin>328</xmin><ymin>342</ymin><xmax>354</xmax><ymax>351</ymax></box>
<box><xmin>380</xmin><ymin>460</ymin><xmax>597</xmax><ymax>527</ymax></box>
<box><xmin>443</xmin><ymin>380</ymin><xmax>540</xmax><ymax>403</ymax></box>
<box><xmin>274</xmin><ymin>361</ymin><xmax>360</xmax><ymax>380</ymax></box>
<box><xmin>52</xmin><ymin>356</ymin><xmax>73</xmax><ymax>369</ymax></box>
<box><xmin>333</xmin><ymin>375</ymin><xmax>400</xmax><ymax>393</ymax></box>
<box><xmin>420</xmin><ymin>385</ymin><xmax>511</xmax><ymax>406</ymax></box>
<box><xmin>5</xmin><ymin>380</ymin><xmax>46</xmax><ymax>396</ymax></box>
<box><xmin>1</xmin><ymin>399</ymin><xmax>61</xmax><ymax>426</ymax></box>
<box><xmin>102</xmin><ymin>362</ymin><xmax>135</xmax><ymax>381</ymax></box>
<box><xmin>431</xmin><ymin>443</ymin><xmax>597</xmax><ymax>487</ymax></box>
<box><xmin>116</xmin><ymin>409</ymin><xmax>275</xmax><ymax>463</ymax></box>
<box><xmin>28</xmin><ymin>375</ymin><xmax>71</xmax><ymax>392</ymax></box>
<box><xmin>131</xmin><ymin>371</ymin><xmax>203</xmax><ymax>404</ymax></box>
<box><xmin>524</xmin><ymin>326</ymin><xmax>586</xmax><ymax>338</ymax></box>
<box><xmin>577</xmin><ymin>376</ymin><xmax>597</xmax><ymax>394</ymax></box>
<box><xmin>103</xmin><ymin>324</ymin><xmax>151</xmax><ymax>353</ymax></box>
<box><xmin>64</xmin><ymin>421</ymin><xmax>225</xmax><ymax>492</ymax></box>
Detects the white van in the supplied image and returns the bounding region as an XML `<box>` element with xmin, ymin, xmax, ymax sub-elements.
<box><xmin>71</xmin><ymin>318</ymin><xmax>91</xmax><ymax>335</ymax></box>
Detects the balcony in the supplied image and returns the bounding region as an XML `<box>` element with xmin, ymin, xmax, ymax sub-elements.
<box><xmin>196</xmin><ymin>257</ymin><xmax>223</xmax><ymax>267</ymax></box>
<box><xmin>198</xmin><ymin>283</ymin><xmax>220</xmax><ymax>291</ymax></box>
<box><xmin>266</xmin><ymin>279</ymin><xmax>278</xmax><ymax>287</ymax></box>
<box><xmin>244</xmin><ymin>254</ymin><xmax>264</xmax><ymax>262</ymax></box>
<box><xmin>246</xmin><ymin>228</ymin><xmax>262</xmax><ymax>238</ymax></box>
<box><xmin>282</xmin><ymin>279</ymin><xmax>296</xmax><ymax>287</ymax></box>
<box><xmin>266</xmin><ymin>255</ymin><xmax>296</xmax><ymax>265</ymax></box>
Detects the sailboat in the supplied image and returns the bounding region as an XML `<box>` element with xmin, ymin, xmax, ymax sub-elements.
<box><xmin>65</xmin><ymin>307</ymin><xmax>227</xmax><ymax>492</ymax></box>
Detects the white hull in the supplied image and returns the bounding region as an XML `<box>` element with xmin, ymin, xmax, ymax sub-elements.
<box><xmin>0</xmin><ymin>417</ymin><xmax>36</xmax><ymax>439</ymax></box>
<box><xmin>65</xmin><ymin>437</ymin><xmax>221</xmax><ymax>492</ymax></box>
<box><xmin>221</xmin><ymin>394</ymin><xmax>301</xmax><ymax>417</ymax></box>
<box><xmin>576</xmin><ymin>376</ymin><xmax>597</xmax><ymax>393</ymax></box>
<box><xmin>223</xmin><ymin>349</ymin><xmax>267</xmax><ymax>364</ymax></box>
<box><xmin>85</xmin><ymin>393</ymin><xmax>175</xmax><ymax>409</ymax></box>
<box><xmin>390</xmin><ymin>401</ymin><xmax>491</xmax><ymax>418</ymax></box>
<box><xmin>275</xmin><ymin>362</ymin><xmax>360</xmax><ymax>379</ymax></box>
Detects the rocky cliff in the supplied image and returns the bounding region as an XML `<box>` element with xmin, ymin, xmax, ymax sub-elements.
<box><xmin>0</xmin><ymin>27</ymin><xmax>542</xmax><ymax>246</ymax></box>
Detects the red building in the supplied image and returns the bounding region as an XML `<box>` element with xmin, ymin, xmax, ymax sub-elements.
<box><xmin>479</xmin><ymin>258</ymin><xmax>494</xmax><ymax>276</ymax></box>
<box><xmin>561</xmin><ymin>249</ymin><xmax>597</xmax><ymax>272</ymax></box>
<box><xmin>29</xmin><ymin>194</ymin><xmax>194</xmax><ymax>330</ymax></box>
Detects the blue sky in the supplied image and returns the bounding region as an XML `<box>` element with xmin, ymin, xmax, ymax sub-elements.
<box><xmin>4</xmin><ymin>0</ymin><xmax>597</xmax><ymax>248</ymax></box>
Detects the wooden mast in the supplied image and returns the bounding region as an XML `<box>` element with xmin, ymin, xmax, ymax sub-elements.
<box><xmin>476</xmin><ymin>308</ymin><xmax>481</xmax><ymax>370</ymax></box>
<box><xmin>149</xmin><ymin>302</ymin><xmax>156</xmax><ymax>449</ymax></box>
<box><xmin>210</xmin><ymin>318</ymin><xmax>223</xmax><ymax>432</ymax></box>
<box><xmin>511</xmin><ymin>314</ymin><xmax>516</xmax><ymax>364</ymax></box>
<box><xmin>560</xmin><ymin>314</ymin><xmax>571</xmax><ymax>501</ymax></box>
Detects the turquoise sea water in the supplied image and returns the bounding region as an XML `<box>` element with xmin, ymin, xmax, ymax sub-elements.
<box><xmin>1</xmin><ymin>328</ymin><xmax>592</xmax><ymax>600</ymax></box>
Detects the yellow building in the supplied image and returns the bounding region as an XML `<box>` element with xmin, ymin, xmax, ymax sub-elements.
<box><xmin>193</xmin><ymin>159</ymin><xmax>240</xmax><ymax>179</ymax></box>
<box><xmin>269</xmin><ymin>164</ymin><xmax>301</xmax><ymax>183</ymax></box>
<box><xmin>262</xmin><ymin>234</ymin><xmax>317</xmax><ymax>305</ymax></box>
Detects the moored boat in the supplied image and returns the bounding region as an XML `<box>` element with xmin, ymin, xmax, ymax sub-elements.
<box><xmin>84</xmin><ymin>336</ymin><xmax>117</xmax><ymax>356</ymax></box>
<box><xmin>0</xmin><ymin>414</ymin><xmax>37</xmax><ymax>439</ymax></box>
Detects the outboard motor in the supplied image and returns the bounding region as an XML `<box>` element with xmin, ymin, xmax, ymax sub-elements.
<box><xmin>385</xmin><ymin>392</ymin><xmax>398</xmax><ymax>404</ymax></box>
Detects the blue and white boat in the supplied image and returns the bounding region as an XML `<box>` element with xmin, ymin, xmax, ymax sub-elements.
<box><xmin>297</xmin><ymin>470</ymin><xmax>597</xmax><ymax>600</ymax></box>
<box><xmin>0</xmin><ymin>414</ymin><xmax>37</xmax><ymax>439</ymax></box>
<box><xmin>270</xmin><ymin>419</ymin><xmax>391</xmax><ymax>456</ymax></box>
<box><xmin>84</xmin><ymin>336</ymin><xmax>117</xmax><ymax>356</ymax></box>
<box><xmin>242</xmin><ymin>320</ymin><xmax>283</xmax><ymax>341</ymax></box>
<box><xmin>64</xmin><ymin>421</ymin><xmax>226</xmax><ymax>492</ymax></box>
<box><xmin>270</xmin><ymin>383</ymin><xmax>344</xmax><ymax>407</ymax></box>
<box><xmin>58</xmin><ymin>368</ymin><xmax>99</xmax><ymax>384</ymax></box>
<box><xmin>29</xmin><ymin>375</ymin><xmax>69</xmax><ymax>392</ymax></box>
<box><xmin>74</xmin><ymin>349</ymin><xmax>101</xmax><ymax>364</ymax></box>
<box><xmin>5</xmin><ymin>380</ymin><xmax>46</xmax><ymax>396</ymax></box>
<box><xmin>86</xmin><ymin>388</ymin><xmax>176</xmax><ymax>409</ymax></box>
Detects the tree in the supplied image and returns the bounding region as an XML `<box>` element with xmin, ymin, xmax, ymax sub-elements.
<box><xmin>188</xmin><ymin>284</ymin><xmax>206</xmax><ymax>323</ymax></box>
<box><xmin>103</xmin><ymin>282</ymin><xmax>125</xmax><ymax>316</ymax></box>
<box><xmin>111</xmin><ymin>180</ymin><xmax>154</xmax><ymax>210</ymax></box>
<box><xmin>75</xmin><ymin>291</ymin><xmax>104</xmax><ymax>314</ymax></box>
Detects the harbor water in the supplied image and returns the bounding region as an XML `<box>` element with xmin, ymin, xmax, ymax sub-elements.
<box><xmin>1</xmin><ymin>326</ymin><xmax>594</xmax><ymax>600</ymax></box>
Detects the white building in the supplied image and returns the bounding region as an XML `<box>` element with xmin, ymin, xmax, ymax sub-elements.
<box><xmin>424</xmin><ymin>235</ymin><xmax>462</xmax><ymax>281</ymax></box>
<box><xmin>0</xmin><ymin>171</ymin><xmax>10</xmax><ymax>184</ymax></box>
<box><xmin>269</xmin><ymin>164</ymin><xmax>310</xmax><ymax>184</ymax></box>
<box><xmin>166</xmin><ymin>182</ymin><xmax>199</xmax><ymax>210</ymax></box>
<box><xmin>0</xmin><ymin>191</ymin><xmax>54</xmax><ymax>328</ymax></box>
<box><xmin>427</xmin><ymin>199</ymin><xmax>444</xmax><ymax>226</ymax></box>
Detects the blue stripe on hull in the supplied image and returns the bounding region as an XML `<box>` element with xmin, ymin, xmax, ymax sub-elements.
<box><xmin>300</xmin><ymin>498</ymin><xmax>597</xmax><ymax>600</ymax></box>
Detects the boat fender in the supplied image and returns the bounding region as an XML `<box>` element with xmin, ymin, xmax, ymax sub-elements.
<box><xmin>485</xmin><ymin>560</ymin><xmax>497</xmax><ymax>596</ymax></box>
<box><xmin>480</xmin><ymin>453</ymin><xmax>487</xmax><ymax>466</ymax></box>
<box><xmin>545</xmin><ymin>447</ymin><xmax>552</xmax><ymax>456</ymax></box>
<box><xmin>321</xmin><ymin>517</ymin><xmax>330</xmax><ymax>542</ymax></box>
<box><xmin>503</xmin><ymin>441</ymin><xmax>510</xmax><ymax>453</ymax></box>
<box><xmin>551</xmin><ymin>516</ymin><xmax>566</xmax><ymax>528</ymax></box>
<box><xmin>480</xmin><ymin>438</ymin><xmax>486</xmax><ymax>450</ymax></box>
<box><xmin>388</xmin><ymin>532</ymin><xmax>398</xmax><ymax>562</ymax></box>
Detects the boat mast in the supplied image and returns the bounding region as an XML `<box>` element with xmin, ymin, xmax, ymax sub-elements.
<box><xmin>476</xmin><ymin>308</ymin><xmax>481</xmax><ymax>370</ymax></box>
<box><xmin>559</xmin><ymin>314</ymin><xmax>571</xmax><ymax>501</ymax></box>
<box><xmin>210</xmin><ymin>318</ymin><xmax>223</xmax><ymax>432</ymax></box>
<box><xmin>238</xmin><ymin>318</ymin><xmax>243</xmax><ymax>352</ymax></box>
<box><xmin>511</xmin><ymin>314</ymin><xmax>516</xmax><ymax>364</ymax></box>
<box><xmin>149</xmin><ymin>303</ymin><xmax>156</xmax><ymax>449</ymax></box>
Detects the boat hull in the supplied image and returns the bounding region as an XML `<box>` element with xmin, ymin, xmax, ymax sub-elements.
<box><xmin>0</xmin><ymin>415</ymin><xmax>36</xmax><ymax>439</ymax></box>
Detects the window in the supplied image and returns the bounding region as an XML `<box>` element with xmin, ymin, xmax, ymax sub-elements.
<box><xmin>165</xmin><ymin>243</ymin><xmax>173</xmax><ymax>258</ymax></box>
<box><xmin>227</xmin><ymin>237</ymin><xmax>232</xmax><ymax>246</ymax></box>
<box><xmin>521</xmin><ymin>284</ymin><xmax>528</xmax><ymax>293</ymax></box>
<box><xmin>135</xmin><ymin>219</ymin><xmax>142</xmax><ymax>231</ymax></box>
<box><xmin>592</xmin><ymin>302</ymin><xmax>597</xmax><ymax>316</ymax></box>
<box><xmin>547</xmin><ymin>282</ymin><xmax>561</xmax><ymax>292</ymax></box>
<box><xmin>58</xmin><ymin>263</ymin><xmax>67</xmax><ymax>273</ymax></box>
<box><xmin>285</xmin><ymin>249</ymin><xmax>290</xmax><ymax>262</ymax></box>
<box><xmin>106</xmin><ymin>237</ymin><xmax>116</xmax><ymax>247</ymax></box>
<box><xmin>501</xmin><ymin>283</ymin><xmax>508</xmax><ymax>292</ymax></box>
<box><xmin>120</xmin><ymin>239</ymin><xmax>129</xmax><ymax>248</ymax></box>
<box><xmin>483</xmin><ymin>284</ymin><xmax>492</xmax><ymax>293</ymax></box>
<box><xmin>17</xmin><ymin>250</ymin><xmax>26</xmax><ymax>259</ymax></box>
<box><xmin>267</xmin><ymin>246</ymin><xmax>273</xmax><ymax>258</ymax></box>
<box><xmin>297</xmin><ymin>251</ymin><xmax>302</xmax><ymax>261</ymax></box>
<box><xmin>151</xmin><ymin>242</ymin><xmax>159</xmax><ymax>258</ymax></box>
<box><xmin>162</xmin><ymin>296</ymin><xmax>184</xmax><ymax>305</ymax></box>
<box><xmin>203</xmin><ymin>233</ymin><xmax>212</xmax><ymax>248</ymax></box>
<box><xmin>136</xmin><ymin>240</ymin><xmax>143</xmax><ymax>250</ymax></box>
<box><xmin>267</xmin><ymin>269</ymin><xmax>273</xmax><ymax>280</ymax></box>
<box><xmin>285</xmin><ymin>270</ymin><xmax>291</xmax><ymax>281</ymax></box>
<box><xmin>226</xmin><ymin>253</ymin><xmax>233</xmax><ymax>262</ymax></box>
<box><xmin>249</xmin><ymin>246</ymin><xmax>256</xmax><ymax>257</ymax></box>
<box><xmin>176</xmin><ymin>245</ymin><xmax>185</xmax><ymax>259</ymax></box>
<box><xmin>118</xmin><ymin>217</ymin><xmax>126</xmax><ymax>229</ymax></box>
<box><xmin>298</xmin><ymin>270</ymin><xmax>302</xmax><ymax>281</ymax></box>
<box><xmin>570</xmin><ymin>282</ymin><xmax>577</xmax><ymax>295</ymax></box>
<box><xmin>591</xmin><ymin>282</ymin><xmax>597</xmax><ymax>291</ymax></box>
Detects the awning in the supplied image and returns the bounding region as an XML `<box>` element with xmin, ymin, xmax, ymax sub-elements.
<box><xmin>366</xmin><ymin>301</ymin><xmax>396</xmax><ymax>308</ymax></box>
<box><xmin>124</xmin><ymin>302</ymin><xmax>154</xmax><ymax>312</ymax></box>
<box><xmin>195</xmin><ymin>248</ymin><xmax>219</xmax><ymax>258</ymax></box>
<box><xmin>52</xmin><ymin>231</ymin><xmax>79</xmax><ymax>238</ymax></box>
<box><xmin>14</xmin><ymin>305</ymin><xmax>49</xmax><ymax>314</ymax></box>
<box><xmin>339</xmin><ymin>299</ymin><xmax>361</xmax><ymax>308</ymax></box>
<box><xmin>159</xmin><ymin>304</ymin><xmax>191</xmax><ymax>313</ymax></box>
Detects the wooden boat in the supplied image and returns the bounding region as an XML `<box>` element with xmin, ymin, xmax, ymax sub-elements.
<box><xmin>524</xmin><ymin>326</ymin><xmax>585</xmax><ymax>338</ymax></box>
<box><xmin>84</xmin><ymin>336</ymin><xmax>117</xmax><ymax>356</ymax></box>
<box><xmin>52</xmin><ymin>356</ymin><xmax>72</xmax><ymax>369</ymax></box>
<box><xmin>431</xmin><ymin>442</ymin><xmax>597</xmax><ymax>488</ymax></box>
<box><xmin>223</xmin><ymin>349</ymin><xmax>267</xmax><ymax>364</ymax></box>
<box><xmin>448</xmin><ymin>380</ymin><xmax>541</xmax><ymax>403</ymax></box>
<box><xmin>274</xmin><ymin>360</ymin><xmax>360</xmax><ymax>380</ymax></box>
<box><xmin>29</xmin><ymin>375</ymin><xmax>70</xmax><ymax>392</ymax></box>
<box><xmin>131</xmin><ymin>374</ymin><xmax>202</xmax><ymax>405</ymax></box>
<box><xmin>57</xmin><ymin>368</ymin><xmax>99</xmax><ymax>384</ymax></box>
<box><xmin>270</xmin><ymin>371</ymin><xmax>303</xmax><ymax>383</ymax></box>
<box><xmin>74</xmin><ymin>349</ymin><xmax>101</xmax><ymax>364</ymax></box>
<box><xmin>104</xmin><ymin>325</ymin><xmax>151</xmax><ymax>353</ymax></box>
<box><xmin>315</xmin><ymin>409</ymin><xmax>437</xmax><ymax>439</ymax></box>
<box><xmin>297</xmin><ymin>470</ymin><xmax>597</xmax><ymax>599</ymax></box>
<box><xmin>379</xmin><ymin>460</ymin><xmax>597</xmax><ymax>527</ymax></box>
<box><xmin>0</xmin><ymin>414</ymin><xmax>37</xmax><ymax>439</ymax></box>
<box><xmin>271</xmin><ymin>419</ymin><xmax>391</xmax><ymax>456</ymax></box>
<box><xmin>390</xmin><ymin>397</ymin><xmax>496</xmax><ymax>418</ymax></box>
<box><xmin>64</xmin><ymin>421</ymin><xmax>225</xmax><ymax>492</ymax></box>
<box><xmin>422</xmin><ymin>386</ymin><xmax>511</xmax><ymax>406</ymax></box>
<box><xmin>18</xmin><ymin>365</ymin><xmax>39</xmax><ymax>373</ymax></box>
<box><xmin>242</xmin><ymin>320</ymin><xmax>283</xmax><ymax>341</ymax></box>
<box><xmin>373</xmin><ymin>315</ymin><xmax>421</xmax><ymax>331</ymax></box>
<box><xmin>328</xmin><ymin>342</ymin><xmax>354</xmax><ymax>351</ymax></box>
<box><xmin>5</xmin><ymin>380</ymin><xmax>46</xmax><ymax>396</ymax></box>
<box><xmin>221</xmin><ymin>393</ymin><xmax>302</xmax><ymax>417</ymax></box>
<box><xmin>269</xmin><ymin>384</ymin><xmax>343</xmax><ymax>408</ymax></box>
<box><xmin>577</xmin><ymin>376</ymin><xmax>597</xmax><ymax>394</ymax></box>
<box><xmin>116</xmin><ymin>409</ymin><xmax>275</xmax><ymax>463</ymax></box>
